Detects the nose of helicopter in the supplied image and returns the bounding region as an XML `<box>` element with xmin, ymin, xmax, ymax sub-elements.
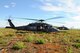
<box><xmin>44</xmin><ymin>27</ymin><xmax>58</xmax><ymax>32</ymax></box>
<box><xmin>49</xmin><ymin>28</ymin><xmax>59</xmax><ymax>32</ymax></box>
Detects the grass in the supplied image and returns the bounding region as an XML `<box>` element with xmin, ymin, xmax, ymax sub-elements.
<box><xmin>68</xmin><ymin>46</ymin><xmax>73</xmax><ymax>53</ymax></box>
<box><xmin>72</xmin><ymin>43</ymin><xmax>80</xmax><ymax>48</ymax></box>
<box><xmin>0</xmin><ymin>28</ymin><xmax>80</xmax><ymax>53</ymax></box>
<box><xmin>73</xmin><ymin>38</ymin><xmax>80</xmax><ymax>43</ymax></box>
<box><xmin>35</xmin><ymin>38</ymin><xmax>46</xmax><ymax>44</ymax></box>
<box><xmin>0</xmin><ymin>38</ymin><xmax>7</xmax><ymax>45</ymax></box>
<box><xmin>23</xmin><ymin>35</ymin><xmax>34</xmax><ymax>42</ymax></box>
<box><xmin>12</xmin><ymin>41</ymin><xmax>25</xmax><ymax>50</ymax></box>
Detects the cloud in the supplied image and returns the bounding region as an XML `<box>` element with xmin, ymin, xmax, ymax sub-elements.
<box><xmin>65</xmin><ymin>21</ymin><xmax>80</xmax><ymax>29</ymax></box>
<box><xmin>40</xmin><ymin>0</ymin><xmax>52</xmax><ymax>2</ymax></box>
<box><xmin>4</xmin><ymin>2</ymin><xmax>16</xmax><ymax>8</ymax></box>
<box><xmin>39</xmin><ymin>0</ymin><xmax>80</xmax><ymax>13</ymax></box>
<box><xmin>71</xmin><ymin>16</ymin><xmax>80</xmax><ymax>21</ymax></box>
<box><xmin>4</xmin><ymin>5</ymin><xmax>10</xmax><ymax>8</ymax></box>
<box><xmin>40</xmin><ymin>3</ymin><xmax>63</xmax><ymax>11</ymax></box>
<box><xmin>63</xmin><ymin>15</ymin><xmax>80</xmax><ymax>28</ymax></box>
<box><xmin>11</xmin><ymin>2</ymin><xmax>16</xmax><ymax>7</ymax></box>
<box><xmin>37</xmin><ymin>0</ymin><xmax>80</xmax><ymax>28</ymax></box>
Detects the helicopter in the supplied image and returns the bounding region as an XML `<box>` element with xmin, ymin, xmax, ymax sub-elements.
<box><xmin>5</xmin><ymin>16</ymin><xmax>64</xmax><ymax>32</ymax></box>
<box><xmin>57</xmin><ymin>26</ymin><xmax>69</xmax><ymax>30</ymax></box>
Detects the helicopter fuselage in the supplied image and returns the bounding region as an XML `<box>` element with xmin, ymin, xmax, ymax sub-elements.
<box><xmin>6</xmin><ymin>19</ymin><xmax>58</xmax><ymax>32</ymax></box>
<box><xmin>5</xmin><ymin>18</ymin><xmax>61</xmax><ymax>32</ymax></box>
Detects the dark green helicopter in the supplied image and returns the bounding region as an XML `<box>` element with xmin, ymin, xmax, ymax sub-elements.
<box><xmin>6</xmin><ymin>16</ymin><xmax>64</xmax><ymax>32</ymax></box>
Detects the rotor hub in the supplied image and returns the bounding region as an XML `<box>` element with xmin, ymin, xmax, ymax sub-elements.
<box><xmin>38</xmin><ymin>19</ymin><xmax>45</xmax><ymax>22</ymax></box>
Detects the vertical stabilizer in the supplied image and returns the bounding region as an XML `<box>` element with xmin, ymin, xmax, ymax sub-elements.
<box><xmin>8</xmin><ymin>19</ymin><xmax>15</xmax><ymax>28</ymax></box>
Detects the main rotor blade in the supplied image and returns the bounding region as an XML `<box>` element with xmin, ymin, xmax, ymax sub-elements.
<box><xmin>45</xmin><ymin>16</ymin><xmax>63</xmax><ymax>21</ymax></box>
<box><xmin>15</xmin><ymin>17</ymin><xmax>38</xmax><ymax>21</ymax></box>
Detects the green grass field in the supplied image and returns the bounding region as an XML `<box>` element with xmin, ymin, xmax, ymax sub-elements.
<box><xmin>0</xmin><ymin>28</ymin><xmax>80</xmax><ymax>53</ymax></box>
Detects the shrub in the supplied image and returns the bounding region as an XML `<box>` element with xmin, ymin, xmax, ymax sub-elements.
<box><xmin>68</xmin><ymin>47</ymin><xmax>73</xmax><ymax>53</ymax></box>
<box><xmin>35</xmin><ymin>38</ymin><xmax>45</xmax><ymax>44</ymax></box>
<box><xmin>73</xmin><ymin>38</ymin><xmax>80</xmax><ymax>43</ymax></box>
<box><xmin>12</xmin><ymin>42</ymin><xmax>25</xmax><ymax>50</ymax></box>
<box><xmin>6</xmin><ymin>34</ymin><xmax>14</xmax><ymax>37</ymax></box>
<box><xmin>24</xmin><ymin>36</ymin><xmax>34</xmax><ymax>42</ymax></box>
<box><xmin>72</xmin><ymin>43</ymin><xmax>80</xmax><ymax>48</ymax></box>
<box><xmin>0</xmin><ymin>38</ymin><xmax>7</xmax><ymax>45</ymax></box>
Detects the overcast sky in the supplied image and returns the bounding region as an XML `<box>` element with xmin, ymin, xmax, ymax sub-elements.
<box><xmin>0</xmin><ymin>0</ymin><xmax>80</xmax><ymax>29</ymax></box>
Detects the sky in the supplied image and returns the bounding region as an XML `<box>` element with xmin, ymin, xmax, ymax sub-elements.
<box><xmin>0</xmin><ymin>0</ymin><xmax>80</xmax><ymax>29</ymax></box>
